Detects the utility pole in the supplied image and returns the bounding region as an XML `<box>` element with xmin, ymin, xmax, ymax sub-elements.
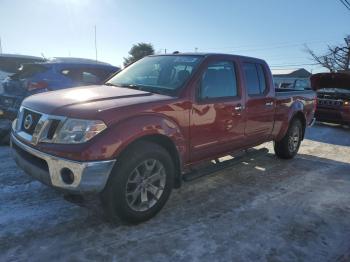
<box><xmin>94</xmin><ymin>25</ymin><xmax>98</xmax><ymax>61</ymax></box>
<box><xmin>195</xmin><ymin>47</ymin><xmax>198</xmax><ymax>52</ymax></box>
<box><xmin>164</xmin><ymin>48</ymin><xmax>167</xmax><ymax>54</ymax></box>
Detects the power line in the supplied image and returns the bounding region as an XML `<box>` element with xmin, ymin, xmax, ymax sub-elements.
<box><xmin>187</xmin><ymin>38</ymin><xmax>339</xmax><ymax>53</ymax></box>
<box><xmin>269</xmin><ymin>62</ymin><xmax>318</xmax><ymax>68</ymax></box>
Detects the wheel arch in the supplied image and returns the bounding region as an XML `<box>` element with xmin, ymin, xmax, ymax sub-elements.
<box><xmin>275</xmin><ymin>108</ymin><xmax>307</xmax><ymax>142</ymax></box>
<box><xmin>116</xmin><ymin>134</ymin><xmax>183</xmax><ymax>188</ymax></box>
<box><xmin>292</xmin><ymin>111</ymin><xmax>306</xmax><ymax>140</ymax></box>
<box><xmin>104</xmin><ymin>114</ymin><xmax>186</xmax><ymax>188</ymax></box>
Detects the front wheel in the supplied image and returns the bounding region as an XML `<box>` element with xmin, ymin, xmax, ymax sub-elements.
<box><xmin>101</xmin><ymin>141</ymin><xmax>174</xmax><ymax>224</ymax></box>
<box><xmin>274</xmin><ymin>119</ymin><xmax>303</xmax><ymax>159</ymax></box>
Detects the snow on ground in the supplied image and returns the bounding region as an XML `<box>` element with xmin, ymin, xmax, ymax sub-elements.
<box><xmin>0</xmin><ymin>123</ymin><xmax>350</xmax><ymax>261</ymax></box>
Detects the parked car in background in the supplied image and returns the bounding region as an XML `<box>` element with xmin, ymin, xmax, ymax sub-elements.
<box><xmin>10</xmin><ymin>53</ymin><xmax>316</xmax><ymax>223</ymax></box>
<box><xmin>0</xmin><ymin>54</ymin><xmax>45</xmax><ymax>91</ymax></box>
<box><xmin>312</xmin><ymin>72</ymin><xmax>350</xmax><ymax>125</ymax></box>
<box><xmin>0</xmin><ymin>57</ymin><xmax>119</xmax><ymax>143</ymax></box>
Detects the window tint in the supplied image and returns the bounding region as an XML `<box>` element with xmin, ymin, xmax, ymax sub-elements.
<box><xmin>243</xmin><ymin>63</ymin><xmax>260</xmax><ymax>95</ymax></box>
<box><xmin>82</xmin><ymin>71</ymin><xmax>99</xmax><ymax>84</ymax></box>
<box><xmin>200</xmin><ymin>61</ymin><xmax>237</xmax><ymax>99</ymax></box>
<box><xmin>61</xmin><ymin>68</ymin><xmax>103</xmax><ymax>84</ymax></box>
<box><xmin>256</xmin><ymin>64</ymin><xmax>267</xmax><ymax>93</ymax></box>
<box><xmin>243</xmin><ymin>63</ymin><xmax>268</xmax><ymax>95</ymax></box>
<box><xmin>10</xmin><ymin>64</ymin><xmax>48</xmax><ymax>80</ymax></box>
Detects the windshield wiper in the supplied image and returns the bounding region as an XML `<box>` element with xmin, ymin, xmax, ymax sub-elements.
<box><xmin>104</xmin><ymin>82</ymin><xmax>118</xmax><ymax>87</ymax></box>
<box><xmin>106</xmin><ymin>83</ymin><xmax>168</xmax><ymax>95</ymax></box>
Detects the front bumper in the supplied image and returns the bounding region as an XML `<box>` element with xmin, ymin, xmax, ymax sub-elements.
<box><xmin>11</xmin><ymin>133</ymin><xmax>116</xmax><ymax>194</ymax></box>
<box><xmin>315</xmin><ymin>108</ymin><xmax>350</xmax><ymax>125</ymax></box>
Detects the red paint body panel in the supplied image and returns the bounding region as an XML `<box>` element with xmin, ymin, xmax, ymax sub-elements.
<box><xmin>19</xmin><ymin>54</ymin><xmax>316</xmax><ymax>172</ymax></box>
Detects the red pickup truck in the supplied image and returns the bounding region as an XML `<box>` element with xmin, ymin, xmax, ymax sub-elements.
<box><xmin>11</xmin><ymin>53</ymin><xmax>316</xmax><ymax>223</ymax></box>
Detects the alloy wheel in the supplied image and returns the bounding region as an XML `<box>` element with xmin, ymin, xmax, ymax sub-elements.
<box><xmin>125</xmin><ymin>159</ymin><xmax>166</xmax><ymax>212</ymax></box>
<box><xmin>288</xmin><ymin>126</ymin><xmax>300</xmax><ymax>152</ymax></box>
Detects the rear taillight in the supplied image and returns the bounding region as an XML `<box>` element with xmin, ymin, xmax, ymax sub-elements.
<box><xmin>27</xmin><ymin>81</ymin><xmax>48</xmax><ymax>91</ymax></box>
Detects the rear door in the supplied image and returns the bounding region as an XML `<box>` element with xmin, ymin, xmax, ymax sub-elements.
<box><xmin>242</xmin><ymin>62</ymin><xmax>274</xmax><ymax>143</ymax></box>
<box><xmin>190</xmin><ymin>58</ymin><xmax>246</xmax><ymax>162</ymax></box>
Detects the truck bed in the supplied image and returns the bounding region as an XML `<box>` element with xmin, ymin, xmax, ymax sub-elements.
<box><xmin>275</xmin><ymin>88</ymin><xmax>315</xmax><ymax>97</ymax></box>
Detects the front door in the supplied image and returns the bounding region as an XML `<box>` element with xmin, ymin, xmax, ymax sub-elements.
<box><xmin>190</xmin><ymin>59</ymin><xmax>246</xmax><ymax>162</ymax></box>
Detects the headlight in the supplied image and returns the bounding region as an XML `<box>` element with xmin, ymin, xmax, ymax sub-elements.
<box><xmin>54</xmin><ymin>118</ymin><xmax>107</xmax><ymax>144</ymax></box>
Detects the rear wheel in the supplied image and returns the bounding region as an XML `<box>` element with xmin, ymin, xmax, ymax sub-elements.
<box><xmin>274</xmin><ymin>119</ymin><xmax>303</xmax><ymax>159</ymax></box>
<box><xmin>101</xmin><ymin>141</ymin><xmax>174</xmax><ymax>224</ymax></box>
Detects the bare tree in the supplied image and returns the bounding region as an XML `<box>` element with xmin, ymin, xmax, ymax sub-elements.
<box><xmin>305</xmin><ymin>36</ymin><xmax>350</xmax><ymax>72</ymax></box>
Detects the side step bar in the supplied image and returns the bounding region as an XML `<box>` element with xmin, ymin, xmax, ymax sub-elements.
<box><xmin>183</xmin><ymin>148</ymin><xmax>269</xmax><ymax>182</ymax></box>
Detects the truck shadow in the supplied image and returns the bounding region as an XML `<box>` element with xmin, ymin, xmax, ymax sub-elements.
<box><xmin>305</xmin><ymin>122</ymin><xmax>350</xmax><ymax>146</ymax></box>
<box><xmin>3</xmin><ymin>150</ymin><xmax>350</xmax><ymax>260</ymax></box>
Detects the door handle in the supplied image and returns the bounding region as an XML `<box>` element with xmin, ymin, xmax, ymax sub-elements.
<box><xmin>234</xmin><ymin>104</ymin><xmax>243</xmax><ymax>111</ymax></box>
<box><xmin>265</xmin><ymin>101</ymin><xmax>274</xmax><ymax>107</ymax></box>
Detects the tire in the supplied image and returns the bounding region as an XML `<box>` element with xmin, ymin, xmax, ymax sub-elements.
<box><xmin>274</xmin><ymin>118</ymin><xmax>303</xmax><ymax>159</ymax></box>
<box><xmin>101</xmin><ymin>141</ymin><xmax>174</xmax><ymax>224</ymax></box>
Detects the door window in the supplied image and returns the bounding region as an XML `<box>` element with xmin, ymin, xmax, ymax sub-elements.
<box><xmin>243</xmin><ymin>63</ymin><xmax>267</xmax><ymax>95</ymax></box>
<box><xmin>200</xmin><ymin>61</ymin><xmax>238</xmax><ymax>99</ymax></box>
<box><xmin>61</xmin><ymin>68</ymin><xmax>103</xmax><ymax>84</ymax></box>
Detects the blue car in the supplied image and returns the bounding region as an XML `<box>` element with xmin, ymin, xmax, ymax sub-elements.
<box><xmin>0</xmin><ymin>57</ymin><xmax>119</xmax><ymax>143</ymax></box>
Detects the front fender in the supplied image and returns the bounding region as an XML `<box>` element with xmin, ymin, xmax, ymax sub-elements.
<box><xmin>91</xmin><ymin>113</ymin><xmax>187</xmax><ymax>163</ymax></box>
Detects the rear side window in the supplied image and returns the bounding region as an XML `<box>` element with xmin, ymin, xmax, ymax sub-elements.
<box><xmin>61</xmin><ymin>68</ymin><xmax>108</xmax><ymax>84</ymax></box>
<box><xmin>200</xmin><ymin>61</ymin><xmax>238</xmax><ymax>99</ymax></box>
<box><xmin>82</xmin><ymin>71</ymin><xmax>99</xmax><ymax>84</ymax></box>
<box><xmin>10</xmin><ymin>64</ymin><xmax>48</xmax><ymax>79</ymax></box>
<box><xmin>256</xmin><ymin>64</ymin><xmax>267</xmax><ymax>93</ymax></box>
<box><xmin>243</xmin><ymin>63</ymin><xmax>267</xmax><ymax>95</ymax></box>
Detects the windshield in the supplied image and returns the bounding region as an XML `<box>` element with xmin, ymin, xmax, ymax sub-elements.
<box><xmin>106</xmin><ymin>55</ymin><xmax>203</xmax><ymax>95</ymax></box>
<box><xmin>318</xmin><ymin>88</ymin><xmax>350</xmax><ymax>93</ymax></box>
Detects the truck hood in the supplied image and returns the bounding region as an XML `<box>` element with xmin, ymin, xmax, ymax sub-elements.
<box><xmin>311</xmin><ymin>73</ymin><xmax>350</xmax><ymax>91</ymax></box>
<box><xmin>22</xmin><ymin>85</ymin><xmax>173</xmax><ymax>120</ymax></box>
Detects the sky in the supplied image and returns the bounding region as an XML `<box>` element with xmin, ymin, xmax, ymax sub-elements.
<box><xmin>0</xmin><ymin>0</ymin><xmax>349</xmax><ymax>73</ymax></box>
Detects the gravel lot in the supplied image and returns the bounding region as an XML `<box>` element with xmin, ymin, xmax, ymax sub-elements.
<box><xmin>1</xmin><ymin>122</ymin><xmax>350</xmax><ymax>262</ymax></box>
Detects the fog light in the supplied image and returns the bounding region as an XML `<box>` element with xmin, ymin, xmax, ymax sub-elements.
<box><xmin>60</xmin><ymin>168</ymin><xmax>74</xmax><ymax>185</ymax></box>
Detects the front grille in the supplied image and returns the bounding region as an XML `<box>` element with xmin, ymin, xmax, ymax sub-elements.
<box><xmin>317</xmin><ymin>99</ymin><xmax>343</xmax><ymax>107</ymax></box>
<box><xmin>15</xmin><ymin>107</ymin><xmax>65</xmax><ymax>144</ymax></box>
<box><xmin>318</xmin><ymin>93</ymin><xmax>339</xmax><ymax>100</ymax></box>
<box><xmin>21</xmin><ymin>109</ymin><xmax>41</xmax><ymax>135</ymax></box>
